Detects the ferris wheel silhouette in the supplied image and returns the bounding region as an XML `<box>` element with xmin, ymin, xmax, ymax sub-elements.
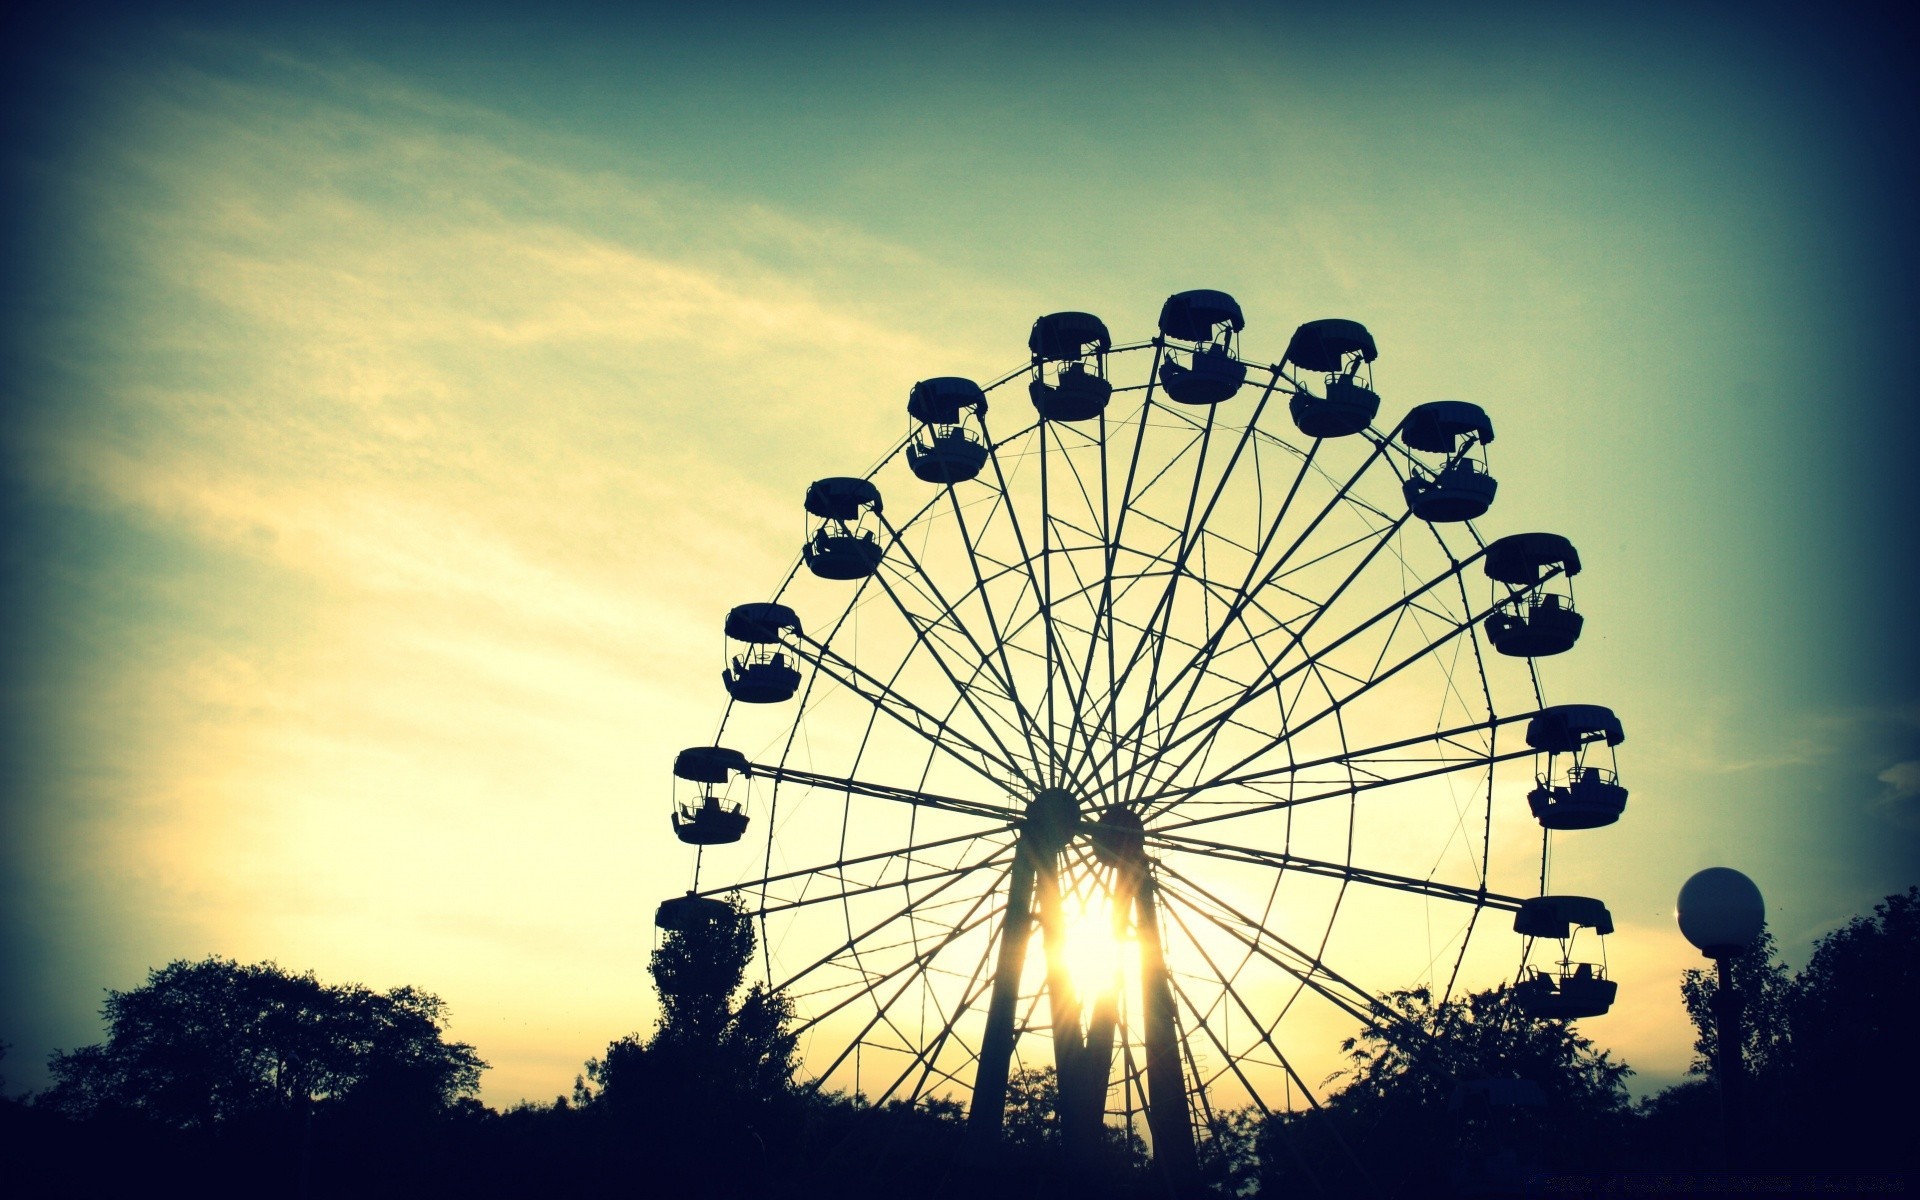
<box><xmin>656</xmin><ymin>291</ymin><xmax>1625</xmax><ymax>1182</ymax></box>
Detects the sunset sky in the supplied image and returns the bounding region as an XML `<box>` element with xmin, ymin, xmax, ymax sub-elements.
<box><xmin>3</xmin><ymin>2</ymin><xmax>1915</xmax><ymax>1108</ymax></box>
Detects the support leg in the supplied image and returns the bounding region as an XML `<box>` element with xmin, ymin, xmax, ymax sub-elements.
<box><xmin>1137</xmin><ymin>871</ymin><xmax>1198</xmax><ymax>1192</ymax></box>
<box><xmin>969</xmin><ymin>844</ymin><xmax>1038</xmax><ymax>1142</ymax></box>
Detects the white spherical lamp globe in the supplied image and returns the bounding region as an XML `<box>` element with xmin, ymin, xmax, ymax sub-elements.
<box><xmin>1677</xmin><ymin>867</ymin><xmax>1765</xmax><ymax>958</ymax></box>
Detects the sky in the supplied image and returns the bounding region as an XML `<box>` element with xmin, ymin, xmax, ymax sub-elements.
<box><xmin>3</xmin><ymin>0</ymin><xmax>1916</xmax><ymax>1109</ymax></box>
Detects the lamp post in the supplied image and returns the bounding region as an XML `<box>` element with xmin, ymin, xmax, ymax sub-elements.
<box><xmin>1676</xmin><ymin>867</ymin><xmax>1765</xmax><ymax>1171</ymax></box>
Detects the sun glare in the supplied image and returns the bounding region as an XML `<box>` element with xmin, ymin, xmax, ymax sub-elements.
<box><xmin>1063</xmin><ymin>897</ymin><xmax>1130</xmax><ymax>1005</ymax></box>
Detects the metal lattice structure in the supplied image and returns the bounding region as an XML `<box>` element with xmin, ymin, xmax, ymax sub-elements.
<box><xmin>660</xmin><ymin>294</ymin><xmax>1623</xmax><ymax>1182</ymax></box>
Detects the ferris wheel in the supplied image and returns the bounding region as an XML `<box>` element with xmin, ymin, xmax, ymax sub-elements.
<box><xmin>655</xmin><ymin>292</ymin><xmax>1627</xmax><ymax>1180</ymax></box>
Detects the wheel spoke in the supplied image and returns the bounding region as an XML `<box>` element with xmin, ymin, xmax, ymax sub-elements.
<box><xmin>866</xmin><ymin>541</ymin><xmax>1041</xmax><ymax>786</ymax></box>
<box><xmin>797</xmin><ymin>871</ymin><xmax>1010</xmax><ymax>1075</ymax></box>
<box><xmin>977</xmin><ymin>410</ymin><xmax>1064</xmax><ymax>786</ymax></box>
<box><xmin>1156</xmin><ymin>889</ymin><xmax>1381</xmax><ymax>1192</ymax></box>
<box><xmin>791</xmin><ymin>633</ymin><xmax>1028</xmax><ymax>790</ymax></box>
<box><xmin>1080</xmin><ymin>428</ymin><xmax>1377</xmax><ymax>791</ymax></box>
<box><xmin>1079</xmin><ymin>415</ymin><xmax>1212</xmax><ymax>786</ymax></box>
<box><xmin>1153</xmin><ymin>742</ymin><xmax>1535</xmax><ymax>835</ymax></box>
<box><xmin>1156</xmin><ymin>890</ymin><xmax>1325</xmax><ymax>1116</ymax></box>
<box><xmin>941</xmin><ymin>484</ymin><xmax>1056</xmax><ymax>779</ymax></box>
<box><xmin>1057</xmin><ymin>408</ymin><xmax>1115</xmax><ymax>779</ymax></box>
<box><xmin>874</xmin><ymin>918</ymin><xmax>1002</xmax><ymax>1108</ymax></box>
<box><xmin>1153</xmin><ymin>866</ymin><xmax>1380</xmax><ymax>1028</ymax></box>
<box><xmin>778</xmin><ymin>859</ymin><xmax>1012</xmax><ymax>1004</ymax></box>
<box><xmin>754</xmin><ymin>848</ymin><xmax>1018</xmax><ymax>916</ymax></box>
<box><xmin>749</xmin><ymin>761</ymin><xmax>1020</xmax><ymax>825</ymax></box>
<box><xmin>1130</xmin><ymin>541</ymin><xmax>1494</xmax><ymax>812</ymax></box>
<box><xmin>1147</xmin><ymin>829</ymin><xmax>1524</xmax><ymax>911</ymax></box>
<box><xmin>1128</xmin><ymin>511</ymin><xmax>1424</xmax><ymax>802</ymax></box>
<box><xmin>1105</xmin><ymin>375</ymin><xmax>1285</xmax><ymax>791</ymax></box>
<box><xmin>695</xmin><ymin>824</ymin><xmax>1010</xmax><ymax>907</ymax></box>
<box><xmin>1135</xmin><ymin>712</ymin><xmax>1524</xmax><ymax>809</ymax></box>
<box><xmin>1152</xmin><ymin>569</ymin><xmax>1527</xmax><ymax>816</ymax></box>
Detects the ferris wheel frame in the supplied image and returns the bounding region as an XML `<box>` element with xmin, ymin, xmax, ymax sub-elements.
<box><xmin>662</xmin><ymin>297</ymin><xmax>1622</xmax><ymax>1184</ymax></box>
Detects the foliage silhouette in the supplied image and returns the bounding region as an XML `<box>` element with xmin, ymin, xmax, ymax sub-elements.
<box><xmin>1780</xmin><ymin>886</ymin><xmax>1918</xmax><ymax>1173</ymax></box>
<box><xmin>41</xmin><ymin>956</ymin><xmax>484</xmax><ymax>1129</ymax></box>
<box><xmin>1253</xmin><ymin>984</ymin><xmax>1631</xmax><ymax>1195</ymax></box>
<box><xmin>1001</xmin><ymin>1064</ymin><xmax>1060</xmax><ymax>1151</ymax></box>
<box><xmin>1788</xmin><ymin>887</ymin><xmax>1918</xmax><ymax>1079</ymax></box>
<box><xmin>1678</xmin><ymin>928</ymin><xmax>1793</xmax><ymax>1079</ymax></box>
<box><xmin>576</xmin><ymin>896</ymin><xmax>803</xmax><ymax>1197</ymax></box>
<box><xmin>1639</xmin><ymin>886</ymin><xmax>1920</xmax><ymax>1177</ymax></box>
<box><xmin>584</xmin><ymin>895</ymin><xmax>798</xmax><ymax>1115</ymax></box>
<box><xmin>789</xmin><ymin>1066</ymin><xmax>1158</xmax><ymax>1200</ymax></box>
<box><xmin>13</xmin><ymin>887</ymin><xmax>1915</xmax><ymax>1195</ymax></box>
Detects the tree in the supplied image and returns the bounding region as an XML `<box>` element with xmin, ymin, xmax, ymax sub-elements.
<box><xmin>1643</xmin><ymin>887</ymin><xmax>1920</xmax><ymax>1174</ymax></box>
<box><xmin>1788</xmin><ymin>886</ymin><xmax>1917</xmax><ymax>1072</ymax></box>
<box><xmin>1778</xmin><ymin>886</ymin><xmax>1918</xmax><ymax>1172</ymax></box>
<box><xmin>1337</xmin><ymin>985</ymin><xmax>1630</xmax><ymax>1110</ymax></box>
<box><xmin>1678</xmin><ymin>928</ymin><xmax>1793</xmax><ymax>1079</ymax></box>
<box><xmin>585</xmin><ymin>897</ymin><xmax>798</xmax><ymax>1117</ymax></box>
<box><xmin>1196</xmin><ymin>1106</ymin><xmax>1263</xmax><ymax>1198</ymax></box>
<box><xmin>1000</xmin><ymin>1065</ymin><xmax>1060</xmax><ymax>1152</ymax></box>
<box><xmin>1256</xmin><ymin>985</ymin><xmax>1632</xmax><ymax>1194</ymax></box>
<box><xmin>578</xmin><ymin>897</ymin><xmax>801</xmax><ymax>1200</ymax></box>
<box><xmin>40</xmin><ymin>957</ymin><xmax>485</xmax><ymax>1129</ymax></box>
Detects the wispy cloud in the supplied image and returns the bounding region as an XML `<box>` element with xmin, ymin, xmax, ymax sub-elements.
<box><xmin>1872</xmin><ymin>760</ymin><xmax>1920</xmax><ymax>829</ymax></box>
<box><xmin>14</xmin><ymin>44</ymin><xmax>1038</xmax><ymax>1102</ymax></box>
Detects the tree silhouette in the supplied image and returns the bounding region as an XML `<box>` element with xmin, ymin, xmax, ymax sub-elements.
<box><xmin>1336</xmin><ymin>985</ymin><xmax>1630</xmax><ymax>1109</ymax></box>
<box><xmin>1256</xmin><ymin>984</ymin><xmax>1631</xmax><ymax>1194</ymax></box>
<box><xmin>1789</xmin><ymin>887</ymin><xmax>1917</xmax><ymax>1070</ymax></box>
<box><xmin>1000</xmin><ymin>1065</ymin><xmax>1059</xmax><ymax>1151</ymax></box>
<box><xmin>1779</xmin><ymin>887</ymin><xmax>1918</xmax><ymax>1172</ymax></box>
<box><xmin>586</xmin><ymin>897</ymin><xmax>797</xmax><ymax>1116</ymax></box>
<box><xmin>1644</xmin><ymin>886</ymin><xmax>1919</xmax><ymax>1175</ymax></box>
<box><xmin>40</xmin><ymin>957</ymin><xmax>484</xmax><ymax>1129</ymax></box>
<box><xmin>1678</xmin><ymin>928</ymin><xmax>1793</xmax><ymax>1079</ymax></box>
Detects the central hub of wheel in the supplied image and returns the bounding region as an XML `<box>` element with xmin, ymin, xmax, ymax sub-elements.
<box><xmin>1025</xmin><ymin>787</ymin><xmax>1081</xmax><ymax>852</ymax></box>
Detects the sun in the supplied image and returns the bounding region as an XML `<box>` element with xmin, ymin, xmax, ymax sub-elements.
<box><xmin>1062</xmin><ymin>894</ymin><xmax>1131</xmax><ymax>1006</ymax></box>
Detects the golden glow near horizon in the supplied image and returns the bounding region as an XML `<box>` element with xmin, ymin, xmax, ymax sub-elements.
<box><xmin>4</xmin><ymin>9</ymin><xmax>1915</xmax><ymax>1114</ymax></box>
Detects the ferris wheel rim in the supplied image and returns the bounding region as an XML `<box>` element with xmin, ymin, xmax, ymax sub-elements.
<box><xmin>674</xmin><ymin>306</ymin><xmax>1612</xmax><ymax>1150</ymax></box>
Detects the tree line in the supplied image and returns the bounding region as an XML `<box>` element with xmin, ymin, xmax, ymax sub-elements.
<box><xmin>4</xmin><ymin>887</ymin><xmax>1914</xmax><ymax>1197</ymax></box>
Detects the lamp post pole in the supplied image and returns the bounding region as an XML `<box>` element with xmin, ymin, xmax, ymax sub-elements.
<box><xmin>1677</xmin><ymin>867</ymin><xmax>1765</xmax><ymax>1174</ymax></box>
<box><xmin>1711</xmin><ymin>952</ymin><xmax>1741</xmax><ymax>1167</ymax></box>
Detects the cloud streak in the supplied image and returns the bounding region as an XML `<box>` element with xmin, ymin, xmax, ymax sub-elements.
<box><xmin>11</xmin><ymin>44</ymin><xmax>1042</xmax><ymax>1103</ymax></box>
